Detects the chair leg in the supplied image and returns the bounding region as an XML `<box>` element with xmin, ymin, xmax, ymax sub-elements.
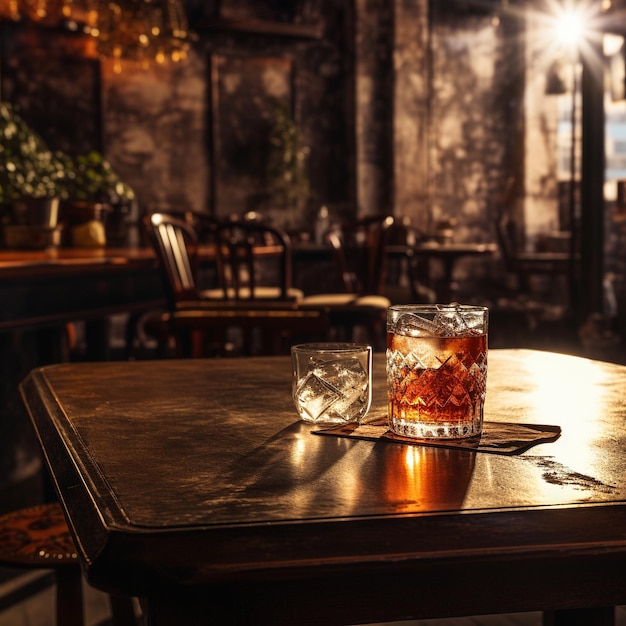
<box><xmin>110</xmin><ymin>594</ymin><xmax>140</xmax><ymax>626</ymax></box>
<box><xmin>174</xmin><ymin>330</ymin><xmax>194</xmax><ymax>357</ymax></box>
<box><xmin>55</xmin><ymin>566</ymin><xmax>84</xmax><ymax>626</ymax></box>
<box><xmin>124</xmin><ymin>312</ymin><xmax>141</xmax><ymax>359</ymax></box>
<box><xmin>517</xmin><ymin>271</ymin><xmax>532</xmax><ymax>293</ymax></box>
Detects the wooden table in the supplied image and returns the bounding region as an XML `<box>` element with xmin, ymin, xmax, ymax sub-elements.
<box><xmin>387</xmin><ymin>241</ymin><xmax>498</xmax><ymax>301</ymax></box>
<box><xmin>20</xmin><ymin>350</ymin><xmax>626</xmax><ymax>625</ymax></box>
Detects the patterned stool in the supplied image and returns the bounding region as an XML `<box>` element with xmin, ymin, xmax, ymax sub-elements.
<box><xmin>0</xmin><ymin>502</ymin><xmax>138</xmax><ymax>626</ymax></box>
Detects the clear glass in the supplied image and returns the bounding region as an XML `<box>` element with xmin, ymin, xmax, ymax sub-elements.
<box><xmin>386</xmin><ymin>304</ymin><xmax>488</xmax><ymax>439</ymax></box>
<box><xmin>291</xmin><ymin>342</ymin><xmax>372</xmax><ymax>424</ymax></box>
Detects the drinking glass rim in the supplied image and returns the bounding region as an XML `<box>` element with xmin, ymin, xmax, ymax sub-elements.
<box><xmin>291</xmin><ymin>342</ymin><xmax>372</xmax><ymax>353</ymax></box>
<box><xmin>388</xmin><ymin>304</ymin><xmax>488</xmax><ymax>313</ymax></box>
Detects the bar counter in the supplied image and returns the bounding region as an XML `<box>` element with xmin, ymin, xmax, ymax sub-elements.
<box><xmin>0</xmin><ymin>246</ymin><xmax>167</xmax><ymax>332</ymax></box>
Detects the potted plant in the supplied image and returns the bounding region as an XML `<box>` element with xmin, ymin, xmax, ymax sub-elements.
<box><xmin>265</xmin><ymin>103</ymin><xmax>310</xmax><ymax>231</ymax></box>
<box><xmin>59</xmin><ymin>151</ymin><xmax>135</xmax><ymax>207</ymax></box>
<box><xmin>0</xmin><ymin>102</ymin><xmax>67</xmax><ymax>246</ymax></box>
<box><xmin>58</xmin><ymin>151</ymin><xmax>136</xmax><ymax>246</ymax></box>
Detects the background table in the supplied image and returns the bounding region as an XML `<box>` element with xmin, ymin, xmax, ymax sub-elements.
<box><xmin>20</xmin><ymin>350</ymin><xmax>626</xmax><ymax>625</ymax></box>
<box><xmin>387</xmin><ymin>241</ymin><xmax>498</xmax><ymax>301</ymax></box>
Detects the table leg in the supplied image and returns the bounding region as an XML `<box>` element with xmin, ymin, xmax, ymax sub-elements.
<box><xmin>437</xmin><ymin>257</ymin><xmax>457</xmax><ymax>302</ymax></box>
<box><xmin>543</xmin><ymin>606</ymin><xmax>615</xmax><ymax>626</ymax></box>
<box><xmin>84</xmin><ymin>318</ymin><xmax>111</xmax><ymax>361</ymax></box>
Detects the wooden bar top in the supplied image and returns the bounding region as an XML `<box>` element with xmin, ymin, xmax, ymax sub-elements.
<box><xmin>0</xmin><ymin>246</ymin><xmax>173</xmax><ymax>279</ymax></box>
<box><xmin>0</xmin><ymin>242</ymin><xmax>287</xmax><ymax>276</ymax></box>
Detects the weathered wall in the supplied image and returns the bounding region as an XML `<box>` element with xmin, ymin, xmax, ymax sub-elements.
<box><xmin>354</xmin><ymin>0</ymin><xmax>393</xmax><ymax>218</ymax></box>
<box><xmin>428</xmin><ymin>9</ymin><xmax>515</xmax><ymax>245</ymax></box>
<box><xmin>101</xmin><ymin>55</ymin><xmax>209</xmax><ymax>218</ymax></box>
<box><xmin>1</xmin><ymin>1</ymin><xmax>355</xmax><ymax>231</ymax></box>
<box><xmin>1</xmin><ymin>1</ymin><xmax>567</xmax><ymax>274</ymax></box>
<box><xmin>393</xmin><ymin>0</ymin><xmax>430</xmax><ymax>231</ymax></box>
<box><xmin>523</xmin><ymin>11</ymin><xmax>562</xmax><ymax>247</ymax></box>
<box><xmin>1</xmin><ymin>1</ymin><xmax>527</xmax><ymax>241</ymax></box>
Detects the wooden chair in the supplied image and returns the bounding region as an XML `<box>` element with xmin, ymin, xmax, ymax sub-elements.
<box><xmin>145</xmin><ymin>212</ymin><xmax>211</xmax><ymax>307</ymax></box>
<box><xmin>489</xmin><ymin>179</ymin><xmax>577</xmax><ymax>338</ymax></box>
<box><xmin>143</xmin><ymin>213</ymin><xmax>326</xmax><ymax>356</ymax></box>
<box><xmin>212</xmin><ymin>219</ymin><xmax>304</xmax><ymax>301</ymax></box>
<box><xmin>384</xmin><ymin>217</ymin><xmax>436</xmax><ymax>304</ymax></box>
<box><xmin>301</xmin><ymin>215</ymin><xmax>394</xmax><ymax>348</ymax></box>
<box><xmin>128</xmin><ymin>212</ymin><xmax>210</xmax><ymax>356</ymax></box>
<box><xmin>497</xmin><ymin>211</ymin><xmax>574</xmax><ymax>286</ymax></box>
<box><xmin>146</xmin><ymin>213</ymin><xmax>304</xmax><ymax>304</ymax></box>
<box><xmin>144</xmin><ymin>302</ymin><xmax>330</xmax><ymax>357</ymax></box>
<box><xmin>495</xmin><ymin>187</ymin><xmax>576</xmax><ymax>295</ymax></box>
<box><xmin>0</xmin><ymin>502</ymin><xmax>138</xmax><ymax>626</ymax></box>
<box><xmin>326</xmin><ymin>215</ymin><xmax>394</xmax><ymax>295</ymax></box>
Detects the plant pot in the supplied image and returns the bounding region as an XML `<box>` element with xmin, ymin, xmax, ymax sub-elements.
<box><xmin>4</xmin><ymin>225</ymin><xmax>63</xmax><ymax>249</ymax></box>
<box><xmin>11</xmin><ymin>197</ymin><xmax>60</xmax><ymax>228</ymax></box>
<box><xmin>60</xmin><ymin>200</ymin><xmax>110</xmax><ymax>225</ymax></box>
<box><xmin>59</xmin><ymin>200</ymin><xmax>110</xmax><ymax>247</ymax></box>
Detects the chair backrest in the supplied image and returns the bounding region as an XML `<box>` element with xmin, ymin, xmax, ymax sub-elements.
<box><xmin>214</xmin><ymin>219</ymin><xmax>293</xmax><ymax>300</ymax></box>
<box><xmin>386</xmin><ymin>216</ymin><xmax>425</xmax><ymax>247</ymax></box>
<box><xmin>145</xmin><ymin>212</ymin><xmax>201</xmax><ymax>305</ymax></box>
<box><xmin>384</xmin><ymin>217</ymin><xmax>428</xmax><ymax>286</ymax></box>
<box><xmin>326</xmin><ymin>215</ymin><xmax>395</xmax><ymax>295</ymax></box>
<box><xmin>496</xmin><ymin>211</ymin><xmax>521</xmax><ymax>264</ymax></box>
<box><xmin>495</xmin><ymin>177</ymin><xmax>520</xmax><ymax>269</ymax></box>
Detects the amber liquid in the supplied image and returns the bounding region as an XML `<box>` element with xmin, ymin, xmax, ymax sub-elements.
<box><xmin>387</xmin><ymin>331</ymin><xmax>487</xmax><ymax>439</ymax></box>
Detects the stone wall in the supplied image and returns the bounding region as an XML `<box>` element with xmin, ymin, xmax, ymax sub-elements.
<box><xmin>392</xmin><ymin>0</ymin><xmax>430</xmax><ymax>231</ymax></box>
<box><xmin>2</xmin><ymin>1</ymin><xmax>588</xmax><ymax>294</ymax></box>
<box><xmin>429</xmin><ymin>11</ymin><xmax>508</xmax><ymax>244</ymax></box>
<box><xmin>1</xmin><ymin>1</ymin><xmax>356</xmax><ymax>231</ymax></box>
<box><xmin>1</xmin><ymin>0</ymin><xmax>526</xmax><ymax>240</ymax></box>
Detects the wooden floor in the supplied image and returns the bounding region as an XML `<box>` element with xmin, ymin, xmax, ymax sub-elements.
<box><xmin>0</xmin><ymin>571</ymin><xmax>113</xmax><ymax>626</ymax></box>
<box><xmin>1</xmin><ymin>569</ymin><xmax>625</xmax><ymax>626</ymax></box>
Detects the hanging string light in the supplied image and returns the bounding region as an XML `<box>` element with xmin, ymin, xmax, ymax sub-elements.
<box><xmin>20</xmin><ymin>0</ymin><xmax>48</xmax><ymax>21</ymax></box>
<box><xmin>0</xmin><ymin>0</ymin><xmax>20</xmax><ymax>20</ymax></box>
<box><xmin>59</xmin><ymin>0</ymin><xmax>99</xmax><ymax>34</ymax></box>
<box><xmin>96</xmin><ymin>0</ymin><xmax>191</xmax><ymax>72</ymax></box>
<box><xmin>0</xmin><ymin>0</ymin><xmax>192</xmax><ymax>74</ymax></box>
<box><xmin>1</xmin><ymin>0</ymin><xmax>85</xmax><ymax>25</ymax></box>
